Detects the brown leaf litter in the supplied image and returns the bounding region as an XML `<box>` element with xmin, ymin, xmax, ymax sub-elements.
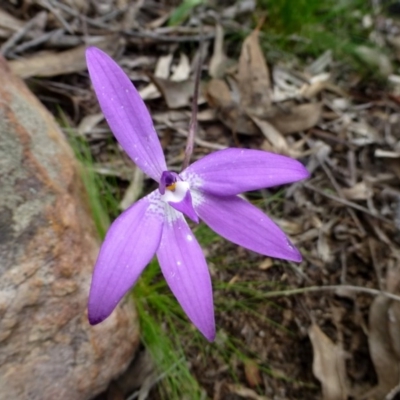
<box><xmin>2</xmin><ymin>1</ymin><xmax>400</xmax><ymax>399</ymax></box>
<box><xmin>309</xmin><ymin>323</ymin><xmax>348</xmax><ymax>400</ymax></box>
<box><xmin>205</xmin><ymin>25</ymin><xmax>322</xmax><ymax>154</ymax></box>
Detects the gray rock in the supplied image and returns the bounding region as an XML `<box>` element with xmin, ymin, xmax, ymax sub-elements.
<box><xmin>0</xmin><ymin>56</ymin><xmax>139</xmax><ymax>400</ymax></box>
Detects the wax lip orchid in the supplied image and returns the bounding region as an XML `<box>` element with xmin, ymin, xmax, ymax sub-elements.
<box><xmin>86</xmin><ymin>47</ymin><xmax>309</xmax><ymax>341</ymax></box>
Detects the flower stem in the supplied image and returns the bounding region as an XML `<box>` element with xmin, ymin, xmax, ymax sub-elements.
<box><xmin>182</xmin><ymin>40</ymin><xmax>203</xmax><ymax>171</ymax></box>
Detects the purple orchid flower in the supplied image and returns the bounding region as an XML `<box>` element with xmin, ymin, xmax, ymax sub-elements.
<box><xmin>86</xmin><ymin>47</ymin><xmax>309</xmax><ymax>342</ymax></box>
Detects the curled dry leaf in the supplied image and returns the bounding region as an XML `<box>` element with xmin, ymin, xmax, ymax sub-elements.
<box><xmin>151</xmin><ymin>76</ymin><xmax>196</xmax><ymax>109</ymax></box>
<box><xmin>139</xmin><ymin>53</ymin><xmax>173</xmax><ymax>100</ymax></box>
<box><xmin>149</xmin><ymin>51</ymin><xmax>206</xmax><ymax>108</ymax></box>
<box><xmin>142</xmin><ymin>52</ymin><xmax>195</xmax><ymax>105</ymax></box>
<box><xmin>170</xmin><ymin>53</ymin><xmax>191</xmax><ymax>81</ymax></box>
<box><xmin>309</xmin><ymin>323</ymin><xmax>348</xmax><ymax>400</ymax></box>
<box><xmin>209</xmin><ymin>24</ymin><xmax>230</xmax><ymax>79</ymax></box>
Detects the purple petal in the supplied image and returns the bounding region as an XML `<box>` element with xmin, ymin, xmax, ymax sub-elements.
<box><xmin>86</xmin><ymin>47</ymin><xmax>167</xmax><ymax>181</ymax></box>
<box><xmin>195</xmin><ymin>192</ymin><xmax>302</xmax><ymax>262</ymax></box>
<box><xmin>88</xmin><ymin>191</ymin><xmax>164</xmax><ymax>324</ymax></box>
<box><xmin>156</xmin><ymin>210</ymin><xmax>215</xmax><ymax>341</ymax></box>
<box><xmin>182</xmin><ymin>148</ymin><xmax>309</xmax><ymax>196</ymax></box>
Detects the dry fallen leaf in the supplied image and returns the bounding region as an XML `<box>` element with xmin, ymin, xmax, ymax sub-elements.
<box><xmin>341</xmin><ymin>182</ymin><xmax>372</xmax><ymax>201</ymax></box>
<box><xmin>9</xmin><ymin>37</ymin><xmax>120</xmax><ymax>78</ymax></box>
<box><xmin>237</xmin><ymin>27</ymin><xmax>271</xmax><ymax>116</ymax></box>
<box><xmin>206</xmin><ymin>78</ymin><xmax>233</xmax><ymax>109</ymax></box>
<box><xmin>309</xmin><ymin>323</ymin><xmax>348</xmax><ymax>400</ymax></box>
<box><xmin>317</xmin><ymin>232</ymin><xmax>333</xmax><ymax>263</ymax></box>
<box><xmin>387</xmin><ymin>263</ymin><xmax>400</xmax><ymax>359</ymax></box>
<box><xmin>258</xmin><ymin>258</ymin><xmax>273</xmax><ymax>270</ymax></box>
<box><xmin>227</xmin><ymin>384</ymin><xmax>270</xmax><ymax>400</ymax></box>
<box><xmin>139</xmin><ymin>53</ymin><xmax>173</xmax><ymax>100</ymax></box>
<box><xmin>209</xmin><ymin>24</ymin><xmax>231</xmax><ymax>79</ymax></box>
<box><xmin>170</xmin><ymin>53</ymin><xmax>191</xmax><ymax>81</ymax></box>
<box><xmin>348</xmin><ymin>121</ymin><xmax>380</xmax><ymax>146</ymax></box>
<box><xmin>361</xmin><ymin>262</ymin><xmax>400</xmax><ymax>399</ymax></box>
<box><xmin>207</xmin><ymin>27</ymin><xmax>321</xmax><ymax>142</ymax></box>
<box><xmin>151</xmin><ymin>76</ymin><xmax>196</xmax><ymax>109</ymax></box>
<box><xmin>364</xmin><ymin>295</ymin><xmax>400</xmax><ymax>399</ymax></box>
<box><xmin>147</xmin><ymin>51</ymin><xmax>207</xmax><ymax>109</ymax></box>
<box><xmin>206</xmin><ymin>78</ymin><xmax>259</xmax><ymax>135</ymax></box>
<box><xmin>267</xmin><ymin>103</ymin><xmax>322</xmax><ymax>135</ymax></box>
<box><xmin>249</xmin><ymin>115</ymin><xmax>288</xmax><ymax>154</ymax></box>
<box><xmin>244</xmin><ymin>359</ymin><xmax>262</xmax><ymax>388</ymax></box>
<box><xmin>301</xmin><ymin>79</ymin><xmax>329</xmax><ymax>99</ymax></box>
<box><xmin>273</xmin><ymin>218</ymin><xmax>303</xmax><ymax>235</ymax></box>
<box><xmin>207</xmin><ymin>28</ymin><xmax>273</xmax><ymax>136</ymax></box>
<box><xmin>0</xmin><ymin>8</ymin><xmax>25</xmax><ymax>34</ymax></box>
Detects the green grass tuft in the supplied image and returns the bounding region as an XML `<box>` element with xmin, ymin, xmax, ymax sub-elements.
<box><xmin>168</xmin><ymin>0</ymin><xmax>206</xmax><ymax>26</ymax></box>
<box><xmin>134</xmin><ymin>260</ymin><xmax>205</xmax><ymax>399</ymax></box>
<box><xmin>257</xmin><ymin>0</ymin><xmax>376</xmax><ymax>70</ymax></box>
<box><xmin>58</xmin><ymin>111</ymin><xmax>120</xmax><ymax>239</ymax></box>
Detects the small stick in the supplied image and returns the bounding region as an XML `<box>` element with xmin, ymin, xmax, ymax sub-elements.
<box><xmin>263</xmin><ymin>284</ymin><xmax>400</xmax><ymax>302</ymax></box>
<box><xmin>1</xmin><ymin>12</ymin><xmax>46</xmax><ymax>56</ymax></box>
<box><xmin>181</xmin><ymin>38</ymin><xmax>203</xmax><ymax>171</ymax></box>
<box><xmin>13</xmin><ymin>29</ymin><xmax>63</xmax><ymax>54</ymax></box>
<box><xmin>42</xmin><ymin>0</ymin><xmax>74</xmax><ymax>34</ymax></box>
<box><xmin>304</xmin><ymin>182</ymin><xmax>392</xmax><ymax>224</ymax></box>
